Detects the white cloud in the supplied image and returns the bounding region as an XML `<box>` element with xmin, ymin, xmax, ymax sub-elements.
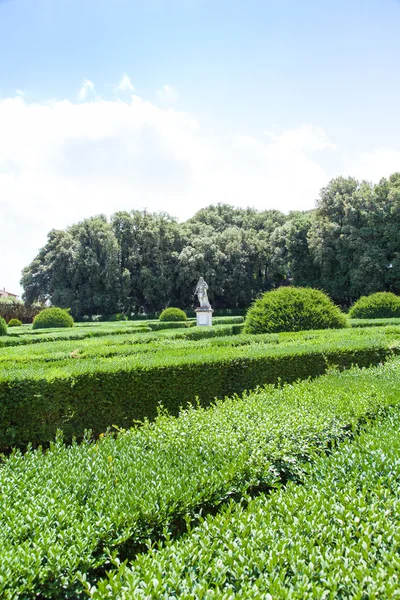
<box><xmin>157</xmin><ymin>84</ymin><xmax>178</xmax><ymax>103</ymax></box>
<box><xmin>77</xmin><ymin>79</ymin><xmax>95</xmax><ymax>101</ymax></box>
<box><xmin>0</xmin><ymin>88</ymin><xmax>335</xmax><ymax>294</ymax></box>
<box><xmin>349</xmin><ymin>148</ymin><xmax>400</xmax><ymax>182</ymax></box>
<box><xmin>114</xmin><ymin>73</ymin><xmax>134</xmax><ymax>93</ymax></box>
<box><xmin>15</xmin><ymin>89</ymin><xmax>25</xmax><ymax>97</ymax></box>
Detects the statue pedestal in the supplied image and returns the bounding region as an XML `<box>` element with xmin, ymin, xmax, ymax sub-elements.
<box><xmin>195</xmin><ymin>308</ymin><xmax>213</xmax><ymax>326</ymax></box>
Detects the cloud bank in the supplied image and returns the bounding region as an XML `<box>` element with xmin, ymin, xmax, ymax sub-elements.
<box><xmin>1</xmin><ymin>81</ymin><xmax>395</xmax><ymax>294</ymax></box>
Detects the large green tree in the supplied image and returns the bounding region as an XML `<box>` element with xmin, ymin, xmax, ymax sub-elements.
<box><xmin>21</xmin><ymin>174</ymin><xmax>400</xmax><ymax>315</ymax></box>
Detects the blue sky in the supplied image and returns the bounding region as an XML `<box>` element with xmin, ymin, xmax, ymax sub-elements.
<box><xmin>1</xmin><ymin>0</ymin><xmax>400</xmax><ymax>294</ymax></box>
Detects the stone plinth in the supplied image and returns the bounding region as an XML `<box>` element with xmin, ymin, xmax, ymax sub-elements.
<box><xmin>195</xmin><ymin>308</ymin><xmax>213</xmax><ymax>326</ymax></box>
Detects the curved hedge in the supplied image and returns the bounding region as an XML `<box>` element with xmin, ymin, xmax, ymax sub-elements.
<box><xmin>32</xmin><ymin>307</ymin><xmax>74</xmax><ymax>330</ymax></box>
<box><xmin>349</xmin><ymin>292</ymin><xmax>400</xmax><ymax>319</ymax></box>
<box><xmin>159</xmin><ymin>307</ymin><xmax>188</xmax><ymax>322</ymax></box>
<box><xmin>244</xmin><ymin>287</ymin><xmax>348</xmax><ymax>334</ymax></box>
<box><xmin>0</xmin><ymin>317</ymin><xmax>7</xmax><ymax>336</ymax></box>
<box><xmin>8</xmin><ymin>319</ymin><xmax>22</xmax><ymax>327</ymax></box>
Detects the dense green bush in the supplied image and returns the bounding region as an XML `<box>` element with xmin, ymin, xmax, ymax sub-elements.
<box><xmin>244</xmin><ymin>287</ymin><xmax>348</xmax><ymax>334</ymax></box>
<box><xmin>349</xmin><ymin>291</ymin><xmax>400</xmax><ymax>319</ymax></box>
<box><xmin>32</xmin><ymin>307</ymin><xmax>74</xmax><ymax>330</ymax></box>
<box><xmin>7</xmin><ymin>319</ymin><xmax>22</xmax><ymax>327</ymax></box>
<box><xmin>0</xmin><ymin>317</ymin><xmax>7</xmax><ymax>336</ymax></box>
<box><xmin>0</xmin><ymin>326</ymin><xmax>397</xmax><ymax>450</ymax></box>
<box><xmin>2</xmin><ymin>358</ymin><xmax>400</xmax><ymax>598</ymax></box>
<box><xmin>159</xmin><ymin>307</ymin><xmax>188</xmax><ymax>322</ymax></box>
<box><xmin>93</xmin><ymin>405</ymin><xmax>400</xmax><ymax>599</ymax></box>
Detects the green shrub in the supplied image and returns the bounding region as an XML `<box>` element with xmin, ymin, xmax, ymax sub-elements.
<box><xmin>2</xmin><ymin>359</ymin><xmax>400</xmax><ymax>598</ymax></box>
<box><xmin>244</xmin><ymin>287</ymin><xmax>348</xmax><ymax>334</ymax></box>
<box><xmin>93</xmin><ymin>405</ymin><xmax>400</xmax><ymax>599</ymax></box>
<box><xmin>159</xmin><ymin>307</ymin><xmax>188</xmax><ymax>322</ymax></box>
<box><xmin>349</xmin><ymin>291</ymin><xmax>400</xmax><ymax>319</ymax></box>
<box><xmin>0</xmin><ymin>317</ymin><xmax>7</xmax><ymax>336</ymax></box>
<box><xmin>32</xmin><ymin>307</ymin><xmax>74</xmax><ymax>330</ymax></box>
<box><xmin>109</xmin><ymin>312</ymin><xmax>128</xmax><ymax>321</ymax></box>
<box><xmin>7</xmin><ymin>319</ymin><xmax>22</xmax><ymax>327</ymax></box>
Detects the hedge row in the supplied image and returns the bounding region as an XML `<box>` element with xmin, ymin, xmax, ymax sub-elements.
<box><xmin>0</xmin><ymin>329</ymin><xmax>398</xmax><ymax>450</ymax></box>
<box><xmin>0</xmin><ymin>323</ymin><xmax>151</xmax><ymax>348</ymax></box>
<box><xmin>0</xmin><ymin>317</ymin><xmax>243</xmax><ymax>347</ymax></box>
<box><xmin>0</xmin><ymin>324</ymin><xmax>248</xmax><ymax>367</ymax></box>
<box><xmin>2</xmin><ymin>359</ymin><xmax>400</xmax><ymax>598</ymax></box>
<box><xmin>1</xmin><ymin>322</ymin><xmax>397</xmax><ymax>369</ymax></box>
<box><xmin>350</xmin><ymin>317</ymin><xmax>400</xmax><ymax>327</ymax></box>
<box><xmin>91</xmin><ymin>403</ymin><xmax>400</xmax><ymax>598</ymax></box>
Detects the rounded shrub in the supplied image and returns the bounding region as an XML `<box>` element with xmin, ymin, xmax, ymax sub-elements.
<box><xmin>32</xmin><ymin>307</ymin><xmax>74</xmax><ymax>330</ymax></box>
<box><xmin>159</xmin><ymin>307</ymin><xmax>188</xmax><ymax>322</ymax></box>
<box><xmin>8</xmin><ymin>318</ymin><xmax>22</xmax><ymax>327</ymax></box>
<box><xmin>0</xmin><ymin>317</ymin><xmax>7</xmax><ymax>336</ymax></box>
<box><xmin>349</xmin><ymin>292</ymin><xmax>400</xmax><ymax>319</ymax></box>
<box><xmin>244</xmin><ymin>287</ymin><xmax>348</xmax><ymax>334</ymax></box>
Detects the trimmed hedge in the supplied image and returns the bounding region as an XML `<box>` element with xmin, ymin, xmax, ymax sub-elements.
<box><xmin>2</xmin><ymin>359</ymin><xmax>400</xmax><ymax>598</ymax></box>
<box><xmin>0</xmin><ymin>317</ymin><xmax>7</xmax><ymax>336</ymax></box>
<box><xmin>0</xmin><ymin>331</ymin><xmax>398</xmax><ymax>451</ymax></box>
<box><xmin>245</xmin><ymin>287</ymin><xmax>348</xmax><ymax>334</ymax></box>
<box><xmin>7</xmin><ymin>319</ymin><xmax>22</xmax><ymax>327</ymax></box>
<box><xmin>148</xmin><ymin>321</ymin><xmax>193</xmax><ymax>331</ymax></box>
<box><xmin>349</xmin><ymin>291</ymin><xmax>400</xmax><ymax>319</ymax></box>
<box><xmin>159</xmin><ymin>307</ymin><xmax>188</xmax><ymax>322</ymax></box>
<box><xmin>92</xmin><ymin>405</ymin><xmax>400</xmax><ymax>598</ymax></box>
<box><xmin>32</xmin><ymin>307</ymin><xmax>74</xmax><ymax>330</ymax></box>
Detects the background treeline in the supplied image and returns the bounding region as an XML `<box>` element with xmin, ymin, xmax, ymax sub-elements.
<box><xmin>21</xmin><ymin>173</ymin><xmax>400</xmax><ymax>317</ymax></box>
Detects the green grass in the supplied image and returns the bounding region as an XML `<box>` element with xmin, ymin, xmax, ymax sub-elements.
<box><xmin>1</xmin><ymin>359</ymin><xmax>400</xmax><ymax>598</ymax></box>
<box><xmin>91</xmin><ymin>403</ymin><xmax>400</xmax><ymax>599</ymax></box>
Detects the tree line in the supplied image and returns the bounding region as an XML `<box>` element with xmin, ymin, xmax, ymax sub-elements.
<box><xmin>21</xmin><ymin>172</ymin><xmax>400</xmax><ymax>317</ymax></box>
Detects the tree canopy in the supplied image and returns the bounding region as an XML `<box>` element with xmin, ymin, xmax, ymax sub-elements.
<box><xmin>21</xmin><ymin>173</ymin><xmax>400</xmax><ymax>316</ymax></box>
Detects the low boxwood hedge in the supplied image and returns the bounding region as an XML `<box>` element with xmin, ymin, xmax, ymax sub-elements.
<box><xmin>2</xmin><ymin>359</ymin><xmax>400</xmax><ymax>598</ymax></box>
<box><xmin>0</xmin><ymin>332</ymin><xmax>397</xmax><ymax>451</ymax></box>
<box><xmin>92</xmin><ymin>404</ymin><xmax>400</xmax><ymax>599</ymax></box>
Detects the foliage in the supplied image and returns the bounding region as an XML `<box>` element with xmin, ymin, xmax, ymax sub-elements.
<box><xmin>1</xmin><ymin>359</ymin><xmax>400</xmax><ymax>597</ymax></box>
<box><xmin>108</xmin><ymin>313</ymin><xmax>128</xmax><ymax>321</ymax></box>
<box><xmin>20</xmin><ymin>173</ymin><xmax>400</xmax><ymax>313</ymax></box>
<box><xmin>349</xmin><ymin>291</ymin><xmax>400</xmax><ymax>319</ymax></box>
<box><xmin>244</xmin><ymin>287</ymin><xmax>348</xmax><ymax>334</ymax></box>
<box><xmin>0</xmin><ymin>317</ymin><xmax>7</xmax><ymax>336</ymax></box>
<box><xmin>0</xmin><ymin>324</ymin><xmax>397</xmax><ymax>450</ymax></box>
<box><xmin>32</xmin><ymin>307</ymin><xmax>74</xmax><ymax>330</ymax></box>
<box><xmin>159</xmin><ymin>307</ymin><xmax>188</xmax><ymax>322</ymax></box>
<box><xmin>308</xmin><ymin>173</ymin><xmax>400</xmax><ymax>304</ymax></box>
<box><xmin>92</xmin><ymin>405</ymin><xmax>400</xmax><ymax>599</ymax></box>
<box><xmin>7</xmin><ymin>319</ymin><xmax>22</xmax><ymax>327</ymax></box>
<box><xmin>0</xmin><ymin>297</ymin><xmax>42</xmax><ymax>323</ymax></box>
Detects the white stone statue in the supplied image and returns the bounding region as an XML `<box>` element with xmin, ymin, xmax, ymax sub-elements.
<box><xmin>195</xmin><ymin>277</ymin><xmax>211</xmax><ymax>310</ymax></box>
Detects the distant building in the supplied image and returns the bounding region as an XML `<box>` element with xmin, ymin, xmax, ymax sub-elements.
<box><xmin>0</xmin><ymin>288</ymin><xmax>19</xmax><ymax>299</ymax></box>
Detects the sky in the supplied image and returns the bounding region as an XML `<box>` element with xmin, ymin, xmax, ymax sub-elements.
<box><xmin>1</xmin><ymin>0</ymin><xmax>400</xmax><ymax>296</ymax></box>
